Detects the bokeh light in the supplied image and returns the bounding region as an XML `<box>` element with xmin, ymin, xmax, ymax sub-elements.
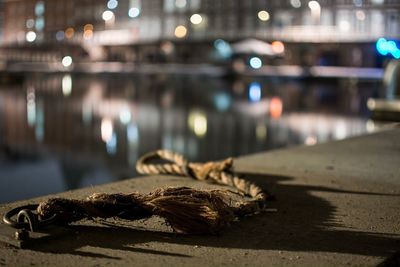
<box><xmin>26</xmin><ymin>19</ymin><xmax>35</xmax><ymax>28</ymax></box>
<box><xmin>257</xmin><ymin>11</ymin><xmax>270</xmax><ymax>21</ymax></box>
<box><xmin>249</xmin><ymin>57</ymin><xmax>262</xmax><ymax>69</ymax></box>
<box><xmin>26</xmin><ymin>31</ymin><xmax>37</xmax><ymax>42</ymax></box>
<box><xmin>102</xmin><ymin>10</ymin><xmax>114</xmax><ymax>21</ymax></box>
<box><xmin>128</xmin><ymin>7</ymin><xmax>140</xmax><ymax>18</ymax></box>
<box><xmin>55</xmin><ymin>31</ymin><xmax>65</xmax><ymax>41</ymax></box>
<box><xmin>65</xmin><ymin>27</ymin><xmax>74</xmax><ymax>39</ymax></box>
<box><xmin>190</xmin><ymin>14</ymin><xmax>203</xmax><ymax>25</ymax></box>
<box><xmin>107</xmin><ymin>0</ymin><xmax>118</xmax><ymax>9</ymax></box>
<box><xmin>101</xmin><ymin>118</ymin><xmax>113</xmax><ymax>143</ymax></box>
<box><xmin>290</xmin><ymin>0</ymin><xmax>301</xmax><ymax>8</ymax></box>
<box><xmin>174</xmin><ymin>25</ymin><xmax>187</xmax><ymax>38</ymax></box>
<box><xmin>62</xmin><ymin>56</ymin><xmax>73</xmax><ymax>67</ymax></box>
<box><xmin>188</xmin><ymin>110</ymin><xmax>207</xmax><ymax>137</ymax></box>
<box><xmin>272</xmin><ymin>41</ymin><xmax>285</xmax><ymax>54</ymax></box>
<box><xmin>270</xmin><ymin>97</ymin><xmax>283</xmax><ymax>118</ymax></box>
<box><xmin>62</xmin><ymin>75</ymin><xmax>72</xmax><ymax>96</ymax></box>
<box><xmin>249</xmin><ymin>82</ymin><xmax>262</xmax><ymax>102</ymax></box>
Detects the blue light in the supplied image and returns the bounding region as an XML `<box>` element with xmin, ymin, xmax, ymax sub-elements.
<box><xmin>55</xmin><ymin>31</ymin><xmax>65</xmax><ymax>41</ymax></box>
<box><xmin>35</xmin><ymin>17</ymin><xmax>45</xmax><ymax>31</ymax></box>
<box><xmin>376</xmin><ymin>38</ymin><xmax>387</xmax><ymax>55</ymax></box>
<box><xmin>249</xmin><ymin>82</ymin><xmax>262</xmax><ymax>102</ymax></box>
<box><xmin>128</xmin><ymin>7</ymin><xmax>140</xmax><ymax>18</ymax></box>
<box><xmin>214</xmin><ymin>39</ymin><xmax>232</xmax><ymax>58</ymax></box>
<box><xmin>107</xmin><ymin>0</ymin><xmax>118</xmax><ymax>9</ymax></box>
<box><xmin>249</xmin><ymin>57</ymin><xmax>262</xmax><ymax>69</ymax></box>
<box><xmin>106</xmin><ymin>132</ymin><xmax>117</xmax><ymax>155</ymax></box>
<box><xmin>376</xmin><ymin>38</ymin><xmax>400</xmax><ymax>59</ymax></box>
<box><xmin>214</xmin><ymin>92</ymin><xmax>231</xmax><ymax>111</ymax></box>
<box><xmin>35</xmin><ymin>1</ymin><xmax>45</xmax><ymax>16</ymax></box>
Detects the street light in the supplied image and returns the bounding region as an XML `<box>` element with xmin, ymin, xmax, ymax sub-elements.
<box><xmin>102</xmin><ymin>10</ymin><xmax>114</xmax><ymax>21</ymax></box>
<box><xmin>102</xmin><ymin>10</ymin><xmax>115</xmax><ymax>29</ymax></box>
<box><xmin>308</xmin><ymin>1</ymin><xmax>321</xmax><ymax>24</ymax></box>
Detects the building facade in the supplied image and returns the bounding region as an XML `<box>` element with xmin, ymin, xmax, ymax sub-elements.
<box><xmin>0</xmin><ymin>0</ymin><xmax>399</xmax><ymax>65</ymax></box>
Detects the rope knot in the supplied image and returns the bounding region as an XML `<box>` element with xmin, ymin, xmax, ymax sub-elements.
<box><xmin>188</xmin><ymin>157</ymin><xmax>234</xmax><ymax>181</ymax></box>
<box><xmin>31</xmin><ymin>150</ymin><xmax>272</xmax><ymax>235</ymax></box>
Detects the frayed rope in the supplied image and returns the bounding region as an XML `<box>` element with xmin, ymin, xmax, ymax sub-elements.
<box><xmin>37</xmin><ymin>150</ymin><xmax>273</xmax><ymax>234</ymax></box>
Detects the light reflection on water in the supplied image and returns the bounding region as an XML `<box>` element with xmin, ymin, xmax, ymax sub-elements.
<box><xmin>0</xmin><ymin>73</ymin><xmax>379</xmax><ymax>202</ymax></box>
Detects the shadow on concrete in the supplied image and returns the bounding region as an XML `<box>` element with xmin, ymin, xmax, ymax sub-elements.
<box><xmin>25</xmin><ymin>173</ymin><xmax>400</xmax><ymax>259</ymax></box>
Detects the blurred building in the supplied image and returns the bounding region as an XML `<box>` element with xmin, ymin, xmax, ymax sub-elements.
<box><xmin>0</xmin><ymin>0</ymin><xmax>399</xmax><ymax>66</ymax></box>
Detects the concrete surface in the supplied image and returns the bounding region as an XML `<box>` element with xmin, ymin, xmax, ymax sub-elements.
<box><xmin>0</xmin><ymin>128</ymin><xmax>399</xmax><ymax>266</ymax></box>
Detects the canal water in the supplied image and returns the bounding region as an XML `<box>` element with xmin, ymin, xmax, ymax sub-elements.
<box><xmin>0</xmin><ymin>73</ymin><xmax>380</xmax><ymax>202</ymax></box>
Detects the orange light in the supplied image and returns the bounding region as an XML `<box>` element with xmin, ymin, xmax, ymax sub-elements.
<box><xmin>84</xmin><ymin>24</ymin><xmax>93</xmax><ymax>31</ymax></box>
<box><xmin>65</xmin><ymin>27</ymin><xmax>74</xmax><ymax>39</ymax></box>
<box><xmin>270</xmin><ymin>97</ymin><xmax>283</xmax><ymax>118</ymax></box>
<box><xmin>83</xmin><ymin>29</ymin><xmax>93</xmax><ymax>40</ymax></box>
<box><xmin>271</xmin><ymin>41</ymin><xmax>285</xmax><ymax>54</ymax></box>
<box><xmin>174</xmin><ymin>25</ymin><xmax>187</xmax><ymax>38</ymax></box>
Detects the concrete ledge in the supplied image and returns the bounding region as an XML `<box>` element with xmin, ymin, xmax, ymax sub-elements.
<box><xmin>1</xmin><ymin>128</ymin><xmax>399</xmax><ymax>266</ymax></box>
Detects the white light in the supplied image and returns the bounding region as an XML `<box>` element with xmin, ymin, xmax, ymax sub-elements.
<box><xmin>249</xmin><ymin>57</ymin><xmax>262</xmax><ymax>69</ymax></box>
<box><xmin>102</xmin><ymin>10</ymin><xmax>114</xmax><ymax>21</ymax></box>
<box><xmin>119</xmin><ymin>106</ymin><xmax>131</xmax><ymax>124</ymax></box>
<box><xmin>193</xmin><ymin>115</ymin><xmax>207</xmax><ymax>137</ymax></box>
<box><xmin>26</xmin><ymin>31</ymin><xmax>37</xmax><ymax>42</ymax></box>
<box><xmin>366</xmin><ymin>120</ymin><xmax>375</xmax><ymax>133</ymax></box>
<box><xmin>101</xmin><ymin>118</ymin><xmax>113</xmax><ymax>142</ymax></box>
<box><xmin>107</xmin><ymin>0</ymin><xmax>118</xmax><ymax>9</ymax></box>
<box><xmin>339</xmin><ymin>20</ymin><xmax>350</xmax><ymax>31</ymax></box>
<box><xmin>128</xmin><ymin>7</ymin><xmax>140</xmax><ymax>18</ymax></box>
<box><xmin>305</xmin><ymin>136</ymin><xmax>317</xmax><ymax>146</ymax></box>
<box><xmin>62</xmin><ymin>75</ymin><xmax>72</xmax><ymax>96</ymax></box>
<box><xmin>258</xmin><ymin>10</ymin><xmax>270</xmax><ymax>21</ymax></box>
<box><xmin>188</xmin><ymin>111</ymin><xmax>207</xmax><ymax>137</ymax></box>
<box><xmin>367</xmin><ymin>98</ymin><xmax>376</xmax><ymax>110</ymax></box>
<box><xmin>190</xmin><ymin>14</ymin><xmax>203</xmax><ymax>25</ymax></box>
<box><xmin>308</xmin><ymin>1</ymin><xmax>321</xmax><ymax>11</ymax></box>
<box><xmin>290</xmin><ymin>0</ymin><xmax>301</xmax><ymax>8</ymax></box>
<box><xmin>62</xmin><ymin>56</ymin><xmax>73</xmax><ymax>67</ymax></box>
<box><xmin>335</xmin><ymin>121</ymin><xmax>347</xmax><ymax>140</ymax></box>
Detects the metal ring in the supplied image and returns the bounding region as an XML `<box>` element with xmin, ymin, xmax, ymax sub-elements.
<box><xmin>17</xmin><ymin>209</ymin><xmax>38</xmax><ymax>232</ymax></box>
<box><xmin>3</xmin><ymin>204</ymin><xmax>57</xmax><ymax>231</ymax></box>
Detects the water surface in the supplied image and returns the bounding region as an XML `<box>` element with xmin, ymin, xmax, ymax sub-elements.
<box><xmin>0</xmin><ymin>73</ymin><xmax>379</xmax><ymax>202</ymax></box>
